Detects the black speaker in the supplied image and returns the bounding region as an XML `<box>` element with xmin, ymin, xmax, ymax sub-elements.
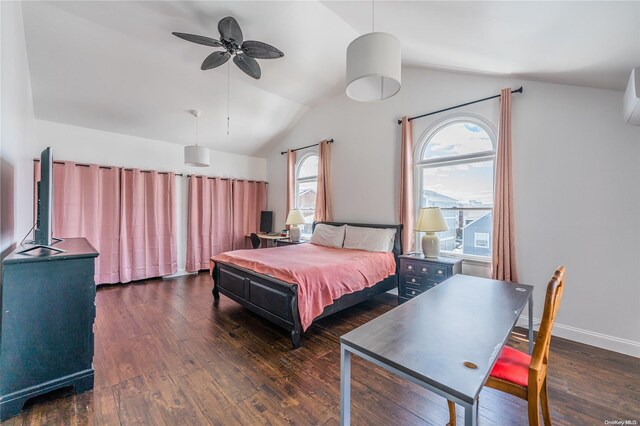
<box><xmin>260</xmin><ymin>211</ymin><xmax>273</xmax><ymax>233</ymax></box>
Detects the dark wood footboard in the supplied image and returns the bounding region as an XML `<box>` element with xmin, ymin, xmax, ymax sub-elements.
<box><xmin>213</xmin><ymin>261</ymin><xmax>397</xmax><ymax>349</ymax></box>
<box><xmin>212</xmin><ymin>222</ymin><xmax>403</xmax><ymax>349</ymax></box>
<box><xmin>213</xmin><ymin>261</ymin><xmax>303</xmax><ymax>348</ymax></box>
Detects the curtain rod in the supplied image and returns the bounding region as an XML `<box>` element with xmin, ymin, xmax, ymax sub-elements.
<box><xmin>34</xmin><ymin>159</ymin><xmax>267</xmax><ymax>184</ymax></box>
<box><xmin>280</xmin><ymin>139</ymin><xmax>334</xmax><ymax>155</ymax></box>
<box><xmin>397</xmin><ymin>86</ymin><xmax>524</xmax><ymax>125</ymax></box>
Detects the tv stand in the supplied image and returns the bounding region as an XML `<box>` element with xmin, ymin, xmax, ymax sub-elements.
<box><xmin>16</xmin><ymin>237</ymin><xmax>65</xmax><ymax>255</ymax></box>
<box><xmin>0</xmin><ymin>238</ymin><xmax>98</xmax><ymax>421</ymax></box>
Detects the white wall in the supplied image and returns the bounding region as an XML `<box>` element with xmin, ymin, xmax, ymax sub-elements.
<box><xmin>33</xmin><ymin>119</ymin><xmax>267</xmax><ymax>274</ymax></box>
<box><xmin>266</xmin><ymin>67</ymin><xmax>640</xmax><ymax>357</ymax></box>
<box><xmin>1</xmin><ymin>1</ymin><xmax>35</xmax><ymax>260</ymax></box>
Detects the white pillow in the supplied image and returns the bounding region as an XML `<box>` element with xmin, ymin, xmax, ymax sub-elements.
<box><xmin>310</xmin><ymin>224</ymin><xmax>346</xmax><ymax>248</ymax></box>
<box><xmin>343</xmin><ymin>226</ymin><xmax>397</xmax><ymax>253</ymax></box>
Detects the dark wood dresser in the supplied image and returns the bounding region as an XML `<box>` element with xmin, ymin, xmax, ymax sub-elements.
<box><xmin>0</xmin><ymin>238</ymin><xmax>99</xmax><ymax>420</ymax></box>
<box><xmin>398</xmin><ymin>254</ymin><xmax>462</xmax><ymax>303</ymax></box>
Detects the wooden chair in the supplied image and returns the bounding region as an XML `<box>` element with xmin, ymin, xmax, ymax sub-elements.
<box><xmin>448</xmin><ymin>266</ymin><xmax>565</xmax><ymax>426</ymax></box>
<box><xmin>250</xmin><ymin>233</ymin><xmax>261</xmax><ymax>249</ymax></box>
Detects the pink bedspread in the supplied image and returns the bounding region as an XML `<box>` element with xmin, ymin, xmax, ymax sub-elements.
<box><xmin>210</xmin><ymin>244</ymin><xmax>396</xmax><ymax>330</ymax></box>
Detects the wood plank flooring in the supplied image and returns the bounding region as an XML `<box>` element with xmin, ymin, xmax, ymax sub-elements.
<box><xmin>2</xmin><ymin>272</ymin><xmax>639</xmax><ymax>425</ymax></box>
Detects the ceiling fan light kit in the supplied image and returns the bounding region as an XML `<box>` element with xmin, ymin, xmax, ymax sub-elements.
<box><xmin>346</xmin><ymin>32</ymin><xmax>401</xmax><ymax>102</ymax></box>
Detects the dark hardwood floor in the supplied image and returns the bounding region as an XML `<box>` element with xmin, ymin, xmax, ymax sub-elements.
<box><xmin>2</xmin><ymin>272</ymin><xmax>639</xmax><ymax>425</ymax></box>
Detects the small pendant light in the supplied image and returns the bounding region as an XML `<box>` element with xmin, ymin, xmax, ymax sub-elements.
<box><xmin>184</xmin><ymin>109</ymin><xmax>210</xmax><ymax>167</ymax></box>
<box><xmin>346</xmin><ymin>0</ymin><xmax>401</xmax><ymax>102</ymax></box>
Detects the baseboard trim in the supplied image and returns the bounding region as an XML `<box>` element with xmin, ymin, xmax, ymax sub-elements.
<box><xmin>517</xmin><ymin>316</ymin><xmax>640</xmax><ymax>358</ymax></box>
<box><xmin>163</xmin><ymin>269</ymin><xmax>198</xmax><ymax>279</ymax></box>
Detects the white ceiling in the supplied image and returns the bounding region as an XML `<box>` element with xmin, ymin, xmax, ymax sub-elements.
<box><xmin>21</xmin><ymin>1</ymin><xmax>640</xmax><ymax>157</ymax></box>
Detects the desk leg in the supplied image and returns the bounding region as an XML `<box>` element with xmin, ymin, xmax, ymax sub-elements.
<box><xmin>528</xmin><ymin>294</ymin><xmax>534</xmax><ymax>355</ymax></box>
<box><xmin>340</xmin><ymin>344</ymin><xmax>351</xmax><ymax>426</ymax></box>
<box><xmin>464</xmin><ymin>401</ymin><xmax>478</xmax><ymax>426</ymax></box>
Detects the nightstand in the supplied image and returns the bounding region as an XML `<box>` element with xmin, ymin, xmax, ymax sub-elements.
<box><xmin>275</xmin><ymin>238</ymin><xmax>309</xmax><ymax>247</ymax></box>
<box><xmin>398</xmin><ymin>254</ymin><xmax>462</xmax><ymax>303</ymax></box>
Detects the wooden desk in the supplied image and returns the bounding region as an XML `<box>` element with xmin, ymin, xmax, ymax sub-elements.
<box><xmin>340</xmin><ymin>274</ymin><xmax>534</xmax><ymax>426</ymax></box>
<box><xmin>245</xmin><ymin>233</ymin><xmax>288</xmax><ymax>248</ymax></box>
<box><xmin>275</xmin><ymin>238</ymin><xmax>309</xmax><ymax>247</ymax></box>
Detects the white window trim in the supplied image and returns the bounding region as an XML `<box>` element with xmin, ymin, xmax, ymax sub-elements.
<box><xmin>413</xmin><ymin>114</ymin><xmax>497</xmax><ymax>261</ymax></box>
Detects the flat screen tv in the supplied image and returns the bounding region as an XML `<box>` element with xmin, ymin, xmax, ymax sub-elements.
<box><xmin>34</xmin><ymin>147</ymin><xmax>53</xmax><ymax>246</ymax></box>
<box><xmin>260</xmin><ymin>211</ymin><xmax>273</xmax><ymax>234</ymax></box>
<box><xmin>18</xmin><ymin>147</ymin><xmax>63</xmax><ymax>254</ymax></box>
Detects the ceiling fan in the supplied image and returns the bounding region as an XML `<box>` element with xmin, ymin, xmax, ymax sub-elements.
<box><xmin>172</xmin><ymin>16</ymin><xmax>284</xmax><ymax>79</ymax></box>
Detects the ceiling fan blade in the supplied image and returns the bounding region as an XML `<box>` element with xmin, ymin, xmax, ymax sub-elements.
<box><xmin>241</xmin><ymin>40</ymin><xmax>284</xmax><ymax>59</ymax></box>
<box><xmin>172</xmin><ymin>32</ymin><xmax>222</xmax><ymax>47</ymax></box>
<box><xmin>218</xmin><ymin>16</ymin><xmax>243</xmax><ymax>44</ymax></box>
<box><xmin>233</xmin><ymin>53</ymin><xmax>261</xmax><ymax>79</ymax></box>
<box><xmin>201</xmin><ymin>51</ymin><xmax>231</xmax><ymax>70</ymax></box>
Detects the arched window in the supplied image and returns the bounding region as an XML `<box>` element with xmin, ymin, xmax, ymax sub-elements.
<box><xmin>415</xmin><ymin>117</ymin><xmax>496</xmax><ymax>258</ymax></box>
<box><xmin>295</xmin><ymin>153</ymin><xmax>318</xmax><ymax>236</ymax></box>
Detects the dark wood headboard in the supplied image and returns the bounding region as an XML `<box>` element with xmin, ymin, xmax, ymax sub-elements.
<box><xmin>313</xmin><ymin>221</ymin><xmax>404</xmax><ymax>271</ymax></box>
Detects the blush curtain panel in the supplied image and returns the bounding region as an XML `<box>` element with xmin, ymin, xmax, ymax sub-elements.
<box><xmin>35</xmin><ymin>161</ymin><xmax>178</xmax><ymax>284</ymax></box>
<box><xmin>35</xmin><ymin>161</ymin><xmax>122</xmax><ymax>284</ymax></box>
<box><xmin>399</xmin><ymin>116</ymin><xmax>415</xmax><ymax>254</ymax></box>
<box><xmin>186</xmin><ymin>176</ymin><xmax>233</xmax><ymax>272</ymax></box>
<box><xmin>314</xmin><ymin>140</ymin><xmax>332</xmax><ymax>222</ymax></box>
<box><xmin>492</xmin><ymin>88</ymin><xmax>519</xmax><ymax>282</ymax></box>
<box><xmin>119</xmin><ymin>169</ymin><xmax>177</xmax><ymax>283</ymax></box>
<box><xmin>286</xmin><ymin>149</ymin><xmax>296</xmax><ymax>227</ymax></box>
<box><xmin>231</xmin><ymin>180</ymin><xmax>267</xmax><ymax>250</ymax></box>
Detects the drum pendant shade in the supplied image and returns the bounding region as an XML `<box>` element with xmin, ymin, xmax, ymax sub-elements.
<box><xmin>346</xmin><ymin>32</ymin><xmax>401</xmax><ymax>102</ymax></box>
<box><xmin>184</xmin><ymin>145</ymin><xmax>209</xmax><ymax>167</ymax></box>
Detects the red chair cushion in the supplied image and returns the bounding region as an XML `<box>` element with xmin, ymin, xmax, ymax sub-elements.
<box><xmin>490</xmin><ymin>346</ymin><xmax>531</xmax><ymax>387</ymax></box>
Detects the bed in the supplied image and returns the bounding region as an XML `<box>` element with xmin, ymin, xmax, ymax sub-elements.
<box><xmin>210</xmin><ymin>222</ymin><xmax>403</xmax><ymax>348</ymax></box>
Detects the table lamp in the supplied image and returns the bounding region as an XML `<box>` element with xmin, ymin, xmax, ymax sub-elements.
<box><xmin>415</xmin><ymin>207</ymin><xmax>449</xmax><ymax>258</ymax></box>
<box><xmin>286</xmin><ymin>209</ymin><xmax>306</xmax><ymax>242</ymax></box>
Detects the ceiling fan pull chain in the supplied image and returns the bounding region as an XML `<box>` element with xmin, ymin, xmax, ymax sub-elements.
<box><xmin>227</xmin><ymin>60</ymin><xmax>230</xmax><ymax>135</ymax></box>
<box><xmin>372</xmin><ymin>0</ymin><xmax>375</xmax><ymax>32</ymax></box>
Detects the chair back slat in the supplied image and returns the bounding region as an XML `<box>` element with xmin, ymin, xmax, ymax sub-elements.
<box><xmin>531</xmin><ymin>266</ymin><xmax>565</xmax><ymax>372</ymax></box>
<box><xmin>250</xmin><ymin>233</ymin><xmax>261</xmax><ymax>249</ymax></box>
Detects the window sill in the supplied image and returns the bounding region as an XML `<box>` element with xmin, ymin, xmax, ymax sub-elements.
<box><xmin>439</xmin><ymin>252</ymin><xmax>492</xmax><ymax>266</ymax></box>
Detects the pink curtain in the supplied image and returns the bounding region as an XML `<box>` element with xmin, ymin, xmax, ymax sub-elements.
<box><xmin>286</xmin><ymin>149</ymin><xmax>296</xmax><ymax>228</ymax></box>
<box><xmin>35</xmin><ymin>161</ymin><xmax>121</xmax><ymax>284</ymax></box>
<box><xmin>314</xmin><ymin>140</ymin><xmax>332</xmax><ymax>222</ymax></box>
<box><xmin>186</xmin><ymin>176</ymin><xmax>233</xmax><ymax>272</ymax></box>
<box><xmin>119</xmin><ymin>170</ymin><xmax>177</xmax><ymax>283</ymax></box>
<box><xmin>399</xmin><ymin>117</ymin><xmax>415</xmax><ymax>254</ymax></box>
<box><xmin>492</xmin><ymin>88</ymin><xmax>519</xmax><ymax>282</ymax></box>
<box><xmin>231</xmin><ymin>180</ymin><xmax>268</xmax><ymax>249</ymax></box>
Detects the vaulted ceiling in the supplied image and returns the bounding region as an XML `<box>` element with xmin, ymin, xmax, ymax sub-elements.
<box><xmin>21</xmin><ymin>1</ymin><xmax>640</xmax><ymax>157</ymax></box>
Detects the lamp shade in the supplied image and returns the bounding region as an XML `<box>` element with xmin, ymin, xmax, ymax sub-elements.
<box><xmin>285</xmin><ymin>209</ymin><xmax>306</xmax><ymax>226</ymax></box>
<box><xmin>346</xmin><ymin>32</ymin><xmax>401</xmax><ymax>102</ymax></box>
<box><xmin>415</xmin><ymin>208</ymin><xmax>449</xmax><ymax>232</ymax></box>
<box><xmin>184</xmin><ymin>145</ymin><xmax>209</xmax><ymax>167</ymax></box>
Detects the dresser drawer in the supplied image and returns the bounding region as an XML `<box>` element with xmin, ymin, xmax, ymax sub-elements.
<box><xmin>403</xmin><ymin>274</ymin><xmax>423</xmax><ymax>286</ymax></box>
<box><xmin>402</xmin><ymin>286</ymin><xmax>423</xmax><ymax>298</ymax></box>
<box><xmin>431</xmin><ymin>265</ymin><xmax>448</xmax><ymax>279</ymax></box>
<box><xmin>402</xmin><ymin>261</ymin><xmax>430</xmax><ymax>275</ymax></box>
<box><xmin>425</xmin><ymin>279</ymin><xmax>441</xmax><ymax>289</ymax></box>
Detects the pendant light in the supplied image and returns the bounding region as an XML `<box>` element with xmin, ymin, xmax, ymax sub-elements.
<box><xmin>346</xmin><ymin>0</ymin><xmax>401</xmax><ymax>102</ymax></box>
<box><xmin>184</xmin><ymin>109</ymin><xmax>210</xmax><ymax>167</ymax></box>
